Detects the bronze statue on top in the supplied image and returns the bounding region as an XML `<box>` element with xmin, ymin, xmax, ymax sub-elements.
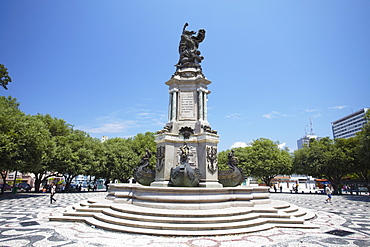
<box><xmin>175</xmin><ymin>23</ymin><xmax>206</xmax><ymax>68</ymax></box>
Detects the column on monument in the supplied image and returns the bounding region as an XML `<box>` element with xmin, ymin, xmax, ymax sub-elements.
<box><xmin>203</xmin><ymin>91</ymin><xmax>208</xmax><ymax>122</ymax></box>
<box><xmin>198</xmin><ymin>89</ymin><xmax>204</xmax><ymax>121</ymax></box>
<box><xmin>168</xmin><ymin>92</ymin><xmax>172</xmax><ymax>122</ymax></box>
<box><xmin>171</xmin><ymin>90</ymin><xmax>178</xmax><ymax>121</ymax></box>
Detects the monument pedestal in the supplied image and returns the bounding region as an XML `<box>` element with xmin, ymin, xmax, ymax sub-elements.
<box><xmin>152</xmin><ymin>66</ymin><xmax>223</xmax><ymax>187</ymax></box>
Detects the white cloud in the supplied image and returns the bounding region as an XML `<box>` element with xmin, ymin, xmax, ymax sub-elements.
<box><xmin>225</xmin><ymin>113</ymin><xmax>241</xmax><ymax>119</ymax></box>
<box><xmin>278</xmin><ymin>142</ymin><xmax>286</xmax><ymax>149</ymax></box>
<box><xmin>263</xmin><ymin>111</ymin><xmax>279</xmax><ymax>119</ymax></box>
<box><xmin>329</xmin><ymin>106</ymin><xmax>348</xmax><ymax>110</ymax></box>
<box><xmin>151</xmin><ymin>121</ymin><xmax>166</xmax><ymax>126</ymax></box>
<box><xmin>78</xmin><ymin>121</ymin><xmax>137</xmax><ymax>134</ymax></box>
<box><xmin>306</xmin><ymin>109</ymin><xmax>318</xmax><ymax>112</ymax></box>
<box><xmin>262</xmin><ymin>113</ymin><xmax>274</xmax><ymax>119</ymax></box>
<box><xmin>230</xmin><ymin>142</ymin><xmax>249</xmax><ymax>149</ymax></box>
<box><xmin>263</xmin><ymin>111</ymin><xmax>291</xmax><ymax>119</ymax></box>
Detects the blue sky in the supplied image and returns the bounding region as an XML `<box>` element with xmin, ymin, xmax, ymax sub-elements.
<box><xmin>1</xmin><ymin>1</ymin><xmax>369</xmax><ymax>151</ymax></box>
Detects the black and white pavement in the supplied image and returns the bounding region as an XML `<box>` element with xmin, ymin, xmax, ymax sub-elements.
<box><xmin>0</xmin><ymin>190</ymin><xmax>369</xmax><ymax>246</ymax></box>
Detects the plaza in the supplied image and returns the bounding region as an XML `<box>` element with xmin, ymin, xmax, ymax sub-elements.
<box><xmin>0</xmin><ymin>191</ymin><xmax>369</xmax><ymax>246</ymax></box>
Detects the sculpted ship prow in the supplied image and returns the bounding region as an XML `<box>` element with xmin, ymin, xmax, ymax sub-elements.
<box><xmin>133</xmin><ymin>149</ymin><xmax>155</xmax><ymax>186</ymax></box>
<box><xmin>218</xmin><ymin>150</ymin><xmax>245</xmax><ymax>187</ymax></box>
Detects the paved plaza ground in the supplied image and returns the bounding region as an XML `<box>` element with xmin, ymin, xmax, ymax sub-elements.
<box><xmin>0</xmin><ymin>190</ymin><xmax>369</xmax><ymax>247</ymax></box>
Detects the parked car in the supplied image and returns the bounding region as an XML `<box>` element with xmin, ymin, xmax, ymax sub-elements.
<box><xmin>17</xmin><ymin>183</ymin><xmax>32</xmax><ymax>192</ymax></box>
<box><xmin>0</xmin><ymin>183</ymin><xmax>12</xmax><ymax>191</ymax></box>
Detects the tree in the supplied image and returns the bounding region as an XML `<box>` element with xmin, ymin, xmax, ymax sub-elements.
<box><xmin>99</xmin><ymin>132</ymin><xmax>156</xmax><ymax>183</ymax></box>
<box><xmin>219</xmin><ymin>139</ymin><xmax>292</xmax><ymax>186</ymax></box>
<box><xmin>293</xmin><ymin>137</ymin><xmax>358</xmax><ymax>194</ymax></box>
<box><xmin>102</xmin><ymin>138</ymin><xmax>136</xmax><ymax>182</ymax></box>
<box><xmin>246</xmin><ymin>138</ymin><xmax>292</xmax><ymax>186</ymax></box>
<box><xmin>356</xmin><ymin>110</ymin><xmax>370</xmax><ymax>192</ymax></box>
<box><xmin>54</xmin><ymin>130</ymin><xmax>98</xmax><ymax>190</ymax></box>
<box><xmin>130</xmin><ymin>132</ymin><xmax>157</xmax><ymax>168</ymax></box>
<box><xmin>27</xmin><ymin>114</ymin><xmax>72</xmax><ymax>192</ymax></box>
<box><xmin>0</xmin><ymin>96</ymin><xmax>24</xmax><ymax>194</ymax></box>
<box><xmin>0</xmin><ymin>64</ymin><xmax>12</xmax><ymax>90</ymax></box>
<box><xmin>218</xmin><ymin>147</ymin><xmax>253</xmax><ymax>176</ymax></box>
<box><xmin>15</xmin><ymin>115</ymin><xmax>55</xmax><ymax>192</ymax></box>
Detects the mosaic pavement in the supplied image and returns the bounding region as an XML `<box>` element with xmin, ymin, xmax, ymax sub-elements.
<box><xmin>0</xmin><ymin>190</ymin><xmax>369</xmax><ymax>246</ymax></box>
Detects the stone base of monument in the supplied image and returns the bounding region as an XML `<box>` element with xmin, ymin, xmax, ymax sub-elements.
<box><xmin>50</xmin><ymin>183</ymin><xmax>318</xmax><ymax>236</ymax></box>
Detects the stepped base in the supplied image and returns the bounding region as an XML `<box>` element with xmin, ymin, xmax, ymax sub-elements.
<box><xmin>50</xmin><ymin>184</ymin><xmax>317</xmax><ymax>236</ymax></box>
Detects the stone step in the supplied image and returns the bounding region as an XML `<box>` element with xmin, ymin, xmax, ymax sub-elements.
<box><xmin>109</xmin><ymin>203</ymin><xmax>279</xmax><ymax>218</ymax></box>
<box><xmin>84</xmin><ymin>217</ymin><xmax>315</xmax><ymax>236</ymax></box>
<box><xmin>101</xmin><ymin>207</ymin><xmax>292</xmax><ymax>224</ymax></box>
<box><xmin>50</xmin><ymin>191</ymin><xmax>319</xmax><ymax>236</ymax></box>
<box><xmin>93</xmin><ymin>212</ymin><xmax>305</xmax><ymax>231</ymax></box>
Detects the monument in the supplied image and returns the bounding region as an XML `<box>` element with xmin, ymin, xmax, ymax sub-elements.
<box><xmin>152</xmin><ymin>22</ymin><xmax>222</xmax><ymax>188</ymax></box>
<box><xmin>50</xmin><ymin>24</ymin><xmax>317</xmax><ymax>235</ymax></box>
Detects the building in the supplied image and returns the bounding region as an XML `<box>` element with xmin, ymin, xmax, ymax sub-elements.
<box><xmin>297</xmin><ymin>134</ymin><xmax>318</xmax><ymax>149</ymax></box>
<box><xmin>297</xmin><ymin>118</ymin><xmax>321</xmax><ymax>149</ymax></box>
<box><xmin>332</xmin><ymin>108</ymin><xmax>369</xmax><ymax>139</ymax></box>
<box><xmin>101</xmin><ymin>136</ymin><xmax>108</xmax><ymax>143</ymax></box>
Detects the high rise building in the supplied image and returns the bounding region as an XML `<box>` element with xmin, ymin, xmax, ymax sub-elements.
<box><xmin>332</xmin><ymin>108</ymin><xmax>369</xmax><ymax>139</ymax></box>
<box><xmin>297</xmin><ymin>118</ymin><xmax>321</xmax><ymax>149</ymax></box>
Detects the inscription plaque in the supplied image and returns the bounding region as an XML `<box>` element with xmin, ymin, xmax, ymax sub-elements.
<box><xmin>180</xmin><ymin>92</ymin><xmax>195</xmax><ymax>119</ymax></box>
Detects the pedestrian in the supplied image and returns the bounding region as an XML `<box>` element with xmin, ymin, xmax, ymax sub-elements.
<box><xmin>50</xmin><ymin>182</ymin><xmax>57</xmax><ymax>204</ymax></box>
<box><xmin>325</xmin><ymin>184</ymin><xmax>332</xmax><ymax>203</ymax></box>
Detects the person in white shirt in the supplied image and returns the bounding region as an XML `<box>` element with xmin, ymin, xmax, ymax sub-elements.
<box><xmin>50</xmin><ymin>182</ymin><xmax>57</xmax><ymax>204</ymax></box>
<box><xmin>325</xmin><ymin>185</ymin><xmax>332</xmax><ymax>203</ymax></box>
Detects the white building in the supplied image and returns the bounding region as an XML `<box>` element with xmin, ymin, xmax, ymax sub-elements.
<box><xmin>297</xmin><ymin>119</ymin><xmax>321</xmax><ymax>149</ymax></box>
<box><xmin>297</xmin><ymin>134</ymin><xmax>318</xmax><ymax>149</ymax></box>
<box><xmin>332</xmin><ymin>108</ymin><xmax>369</xmax><ymax>139</ymax></box>
<box><xmin>101</xmin><ymin>136</ymin><xmax>109</xmax><ymax>143</ymax></box>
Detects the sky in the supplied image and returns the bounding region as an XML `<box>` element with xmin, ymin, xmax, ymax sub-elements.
<box><xmin>1</xmin><ymin>1</ymin><xmax>369</xmax><ymax>152</ymax></box>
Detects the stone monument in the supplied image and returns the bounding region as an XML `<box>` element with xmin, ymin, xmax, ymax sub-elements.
<box><xmin>153</xmin><ymin>23</ymin><xmax>222</xmax><ymax>188</ymax></box>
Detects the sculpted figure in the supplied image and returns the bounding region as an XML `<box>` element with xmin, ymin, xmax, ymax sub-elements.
<box><xmin>179</xmin><ymin>142</ymin><xmax>190</xmax><ymax>163</ymax></box>
<box><xmin>175</xmin><ymin>23</ymin><xmax>206</xmax><ymax>68</ymax></box>
<box><xmin>140</xmin><ymin>149</ymin><xmax>152</xmax><ymax>167</ymax></box>
<box><xmin>227</xmin><ymin>150</ymin><xmax>239</xmax><ymax>166</ymax></box>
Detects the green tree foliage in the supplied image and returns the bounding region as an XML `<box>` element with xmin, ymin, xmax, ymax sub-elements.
<box><xmin>15</xmin><ymin>115</ymin><xmax>55</xmax><ymax>190</ymax></box>
<box><xmin>131</xmin><ymin>132</ymin><xmax>157</xmax><ymax>168</ymax></box>
<box><xmin>101</xmin><ymin>132</ymin><xmax>156</xmax><ymax>182</ymax></box>
<box><xmin>246</xmin><ymin>138</ymin><xmax>292</xmax><ymax>186</ymax></box>
<box><xmin>0</xmin><ymin>64</ymin><xmax>12</xmax><ymax>90</ymax></box>
<box><xmin>293</xmin><ymin>137</ymin><xmax>358</xmax><ymax>194</ymax></box>
<box><xmin>0</xmin><ymin>96</ymin><xmax>159</xmax><ymax>191</ymax></box>
<box><xmin>218</xmin><ymin>139</ymin><xmax>292</xmax><ymax>186</ymax></box>
<box><xmin>102</xmin><ymin>138</ymin><xmax>136</xmax><ymax>182</ymax></box>
<box><xmin>54</xmin><ymin>130</ymin><xmax>98</xmax><ymax>190</ymax></box>
<box><xmin>28</xmin><ymin>114</ymin><xmax>73</xmax><ymax>192</ymax></box>
<box><xmin>0</xmin><ymin>96</ymin><xmax>24</xmax><ymax>193</ymax></box>
<box><xmin>356</xmin><ymin>110</ymin><xmax>370</xmax><ymax>191</ymax></box>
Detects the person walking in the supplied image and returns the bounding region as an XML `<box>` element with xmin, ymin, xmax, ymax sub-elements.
<box><xmin>50</xmin><ymin>182</ymin><xmax>57</xmax><ymax>204</ymax></box>
<box><xmin>325</xmin><ymin>184</ymin><xmax>332</xmax><ymax>203</ymax></box>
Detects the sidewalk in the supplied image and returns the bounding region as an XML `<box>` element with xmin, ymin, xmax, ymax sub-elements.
<box><xmin>0</xmin><ymin>191</ymin><xmax>369</xmax><ymax>246</ymax></box>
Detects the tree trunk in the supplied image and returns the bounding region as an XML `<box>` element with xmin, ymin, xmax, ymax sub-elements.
<box><xmin>64</xmin><ymin>174</ymin><xmax>77</xmax><ymax>191</ymax></box>
<box><xmin>33</xmin><ymin>173</ymin><xmax>44</xmax><ymax>193</ymax></box>
<box><xmin>1</xmin><ymin>171</ymin><xmax>8</xmax><ymax>194</ymax></box>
